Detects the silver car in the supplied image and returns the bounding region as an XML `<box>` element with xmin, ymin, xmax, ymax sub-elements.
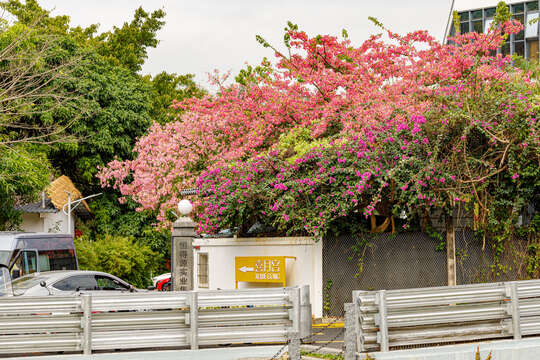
<box><xmin>11</xmin><ymin>270</ymin><xmax>137</xmax><ymax>296</ymax></box>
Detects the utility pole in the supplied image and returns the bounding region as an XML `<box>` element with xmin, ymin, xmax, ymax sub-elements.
<box><xmin>446</xmin><ymin>212</ymin><xmax>456</xmax><ymax>286</ymax></box>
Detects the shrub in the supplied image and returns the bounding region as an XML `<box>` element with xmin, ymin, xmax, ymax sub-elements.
<box><xmin>74</xmin><ymin>234</ymin><xmax>159</xmax><ymax>288</ymax></box>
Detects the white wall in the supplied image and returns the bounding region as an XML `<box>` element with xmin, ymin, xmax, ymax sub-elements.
<box><xmin>20</xmin><ymin>212</ymin><xmax>76</xmax><ymax>234</ymax></box>
<box><xmin>193</xmin><ymin>236</ymin><xmax>323</xmax><ymax>317</ymax></box>
<box><xmin>20</xmin><ymin>213</ymin><xmax>44</xmax><ymax>233</ymax></box>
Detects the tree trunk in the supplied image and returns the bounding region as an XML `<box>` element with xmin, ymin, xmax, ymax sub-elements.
<box><xmin>446</xmin><ymin>214</ymin><xmax>457</xmax><ymax>286</ymax></box>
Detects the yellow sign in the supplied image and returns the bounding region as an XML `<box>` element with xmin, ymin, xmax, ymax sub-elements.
<box><xmin>235</xmin><ymin>256</ymin><xmax>294</xmax><ymax>288</ymax></box>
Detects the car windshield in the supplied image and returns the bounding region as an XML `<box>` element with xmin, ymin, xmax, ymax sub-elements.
<box><xmin>11</xmin><ymin>274</ymin><xmax>49</xmax><ymax>295</ymax></box>
<box><xmin>0</xmin><ymin>251</ymin><xmax>11</xmax><ymax>266</ymax></box>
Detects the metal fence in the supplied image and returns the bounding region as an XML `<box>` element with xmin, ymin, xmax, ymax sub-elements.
<box><xmin>343</xmin><ymin>279</ymin><xmax>540</xmax><ymax>359</ymax></box>
<box><xmin>0</xmin><ymin>286</ymin><xmax>311</xmax><ymax>359</ymax></box>
<box><xmin>323</xmin><ymin>232</ymin><xmax>448</xmax><ymax>316</ymax></box>
<box><xmin>323</xmin><ymin>229</ymin><xmax>519</xmax><ymax>317</ymax></box>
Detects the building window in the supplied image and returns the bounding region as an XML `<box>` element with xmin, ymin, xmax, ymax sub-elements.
<box><xmin>514</xmin><ymin>14</ymin><xmax>525</xmax><ymax>41</ymax></box>
<box><xmin>472</xmin><ymin>20</ymin><xmax>483</xmax><ymax>33</ymax></box>
<box><xmin>485</xmin><ymin>7</ymin><xmax>496</xmax><ymax>17</ymax></box>
<box><xmin>515</xmin><ymin>41</ymin><xmax>525</xmax><ymax>56</ymax></box>
<box><xmin>198</xmin><ymin>253</ymin><xmax>209</xmax><ymax>288</ymax></box>
<box><xmin>459</xmin><ymin>11</ymin><xmax>470</xmax><ymax>34</ymax></box>
<box><xmin>512</xmin><ymin>3</ymin><xmax>525</xmax><ymax>13</ymax></box>
<box><xmin>460</xmin><ymin>21</ymin><xmax>469</xmax><ymax>34</ymax></box>
<box><xmin>484</xmin><ymin>18</ymin><xmax>494</xmax><ymax>33</ymax></box>
<box><xmin>526</xmin><ymin>12</ymin><xmax>539</xmax><ymax>38</ymax></box>
<box><xmin>502</xmin><ymin>42</ymin><xmax>510</xmax><ymax>56</ymax></box>
<box><xmin>527</xmin><ymin>1</ymin><xmax>539</xmax><ymax>11</ymax></box>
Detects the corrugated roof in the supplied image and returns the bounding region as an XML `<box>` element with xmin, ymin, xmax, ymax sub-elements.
<box><xmin>46</xmin><ymin>176</ymin><xmax>91</xmax><ymax>214</ymax></box>
<box><xmin>15</xmin><ymin>197</ymin><xmax>57</xmax><ymax>213</ymax></box>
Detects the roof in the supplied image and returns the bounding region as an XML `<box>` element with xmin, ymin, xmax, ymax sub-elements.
<box><xmin>0</xmin><ymin>232</ymin><xmax>73</xmax><ymax>252</ymax></box>
<box><xmin>16</xmin><ymin>176</ymin><xmax>91</xmax><ymax>218</ymax></box>
<box><xmin>15</xmin><ymin>197</ymin><xmax>57</xmax><ymax>214</ymax></box>
<box><xmin>47</xmin><ymin>176</ymin><xmax>91</xmax><ymax>215</ymax></box>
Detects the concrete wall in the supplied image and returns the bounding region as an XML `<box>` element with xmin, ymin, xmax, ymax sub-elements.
<box><xmin>20</xmin><ymin>212</ymin><xmax>75</xmax><ymax>234</ymax></box>
<box><xmin>192</xmin><ymin>236</ymin><xmax>323</xmax><ymax>317</ymax></box>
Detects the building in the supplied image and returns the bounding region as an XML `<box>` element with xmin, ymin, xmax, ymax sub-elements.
<box><xmin>444</xmin><ymin>0</ymin><xmax>539</xmax><ymax>59</ymax></box>
<box><xmin>15</xmin><ymin>176</ymin><xmax>91</xmax><ymax>235</ymax></box>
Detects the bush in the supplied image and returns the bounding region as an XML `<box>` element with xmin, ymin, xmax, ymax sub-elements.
<box><xmin>74</xmin><ymin>234</ymin><xmax>159</xmax><ymax>288</ymax></box>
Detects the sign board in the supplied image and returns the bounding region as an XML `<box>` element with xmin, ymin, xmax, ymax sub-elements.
<box><xmin>235</xmin><ymin>256</ymin><xmax>292</xmax><ymax>288</ymax></box>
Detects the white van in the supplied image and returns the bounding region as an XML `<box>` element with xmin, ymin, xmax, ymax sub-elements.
<box><xmin>0</xmin><ymin>232</ymin><xmax>78</xmax><ymax>279</ymax></box>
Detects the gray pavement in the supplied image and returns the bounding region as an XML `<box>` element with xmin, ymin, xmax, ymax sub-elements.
<box><xmin>307</xmin><ymin>326</ymin><xmax>345</xmax><ymax>350</ymax></box>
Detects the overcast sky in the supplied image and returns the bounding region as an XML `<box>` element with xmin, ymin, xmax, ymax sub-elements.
<box><xmin>39</xmin><ymin>0</ymin><xmax>453</xmax><ymax>88</ymax></box>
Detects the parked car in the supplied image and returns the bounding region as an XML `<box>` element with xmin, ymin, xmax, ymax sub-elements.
<box><xmin>151</xmin><ymin>272</ymin><xmax>170</xmax><ymax>287</ymax></box>
<box><xmin>152</xmin><ymin>273</ymin><xmax>171</xmax><ymax>291</ymax></box>
<box><xmin>10</xmin><ymin>270</ymin><xmax>139</xmax><ymax>296</ymax></box>
<box><xmin>156</xmin><ymin>276</ymin><xmax>171</xmax><ymax>291</ymax></box>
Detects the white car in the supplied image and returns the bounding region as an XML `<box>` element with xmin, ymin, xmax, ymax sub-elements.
<box><xmin>10</xmin><ymin>270</ymin><xmax>139</xmax><ymax>296</ymax></box>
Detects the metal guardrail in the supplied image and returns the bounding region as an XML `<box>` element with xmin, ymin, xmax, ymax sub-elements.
<box><xmin>0</xmin><ymin>286</ymin><xmax>311</xmax><ymax>359</ymax></box>
<box><xmin>343</xmin><ymin>279</ymin><xmax>540</xmax><ymax>359</ymax></box>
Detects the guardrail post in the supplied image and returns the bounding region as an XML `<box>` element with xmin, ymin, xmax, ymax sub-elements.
<box><xmin>189</xmin><ymin>291</ymin><xmax>199</xmax><ymax>349</ymax></box>
<box><xmin>352</xmin><ymin>291</ymin><xmax>363</xmax><ymax>353</ymax></box>
<box><xmin>81</xmin><ymin>294</ymin><xmax>92</xmax><ymax>355</ymax></box>
<box><xmin>300</xmin><ymin>285</ymin><xmax>312</xmax><ymax>340</ymax></box>
<box><xmin>376</xmin><ymin>290</ymin><xmax>389</xmax><ymax>352</ymax></box>
<box><xmin>507</xmin><ymin>282</ymin><xmax>522</xmax><ymax>340</ymax></box>
<box><xmin>344</xmin><ymin>303</ymin><xmax>357</xmax><ymax>360</ymax></box>
<box><xmin>287</xmin><ymin>287</ymin><xmax>301</xmax><ymax>360</ymax></box>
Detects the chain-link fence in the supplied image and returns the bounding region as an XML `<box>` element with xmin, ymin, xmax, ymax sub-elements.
<box><xmin>322</xmin><ymin>229</ymin><xmax>520</xmax><ymax>316</ymax></box>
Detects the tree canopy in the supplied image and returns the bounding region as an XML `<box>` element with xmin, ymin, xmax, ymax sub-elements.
<box><xmin>0</xmin><ymin>0</ymin><xmax>204</xmax><ymax>274</ymax></box>
<box><xmin>100</xmin><ymin>20</ymin><xmax>539</xmax><ymax>245</ymax></box>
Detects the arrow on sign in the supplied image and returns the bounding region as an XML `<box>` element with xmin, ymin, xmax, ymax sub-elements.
<box><xmin>239</xmin><ymin>266</ymin><xmax>254</xmax><ymax>273</ymax></box>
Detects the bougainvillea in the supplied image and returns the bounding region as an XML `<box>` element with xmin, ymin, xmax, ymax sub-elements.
<box><xmin>99</xmin><ymin>20</ymin><xmax>539</xmax><ymax>239</ymax></box>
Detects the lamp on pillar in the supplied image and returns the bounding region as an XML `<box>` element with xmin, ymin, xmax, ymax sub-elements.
<box><xmin>171</xmin><ymin>199</ymin><xmax>196</xmax><ymax>292</ymax></box>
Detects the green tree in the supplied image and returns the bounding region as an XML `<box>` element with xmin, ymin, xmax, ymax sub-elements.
<box><xmin>0</xmin><ymin>14</ymin><xmax>83</xmax><ymax>226</ymax></box>
<box><xmin>146</xmin><ymin>72</ymin><xmax>207</xmax><ymax>124</ymax></box>
<box><xmin>0</xmin><ymin>1</ymin><xmax>165</xmax><ymax>73</ymax></box>
<box><xmin>48</xmin><ymin>54</ymin><xmax>154</xmax><ymax>190</ymax></box>
<box><xmin>95</xmin><ymin>7</ymin><xmax>165</xmax><ymax>73</ymax></box>
<box><xmin>493</xmin><ymin>1</ymin><xmax>512</xmax><ymax>28</ymax></box>
<box><xmin>1</xmin><ymin>0</ymin><xmax>204</xmax><ymax>275</ymax></box>
<box><xmin>0</xmin><ymin>146</ymin><xmax>51</xmax><ymax>229</ymax></box>
<box><xmin>75</xmin><ymin>234</ymin><xmax>159</xmax><ymax>288</ymax></box>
